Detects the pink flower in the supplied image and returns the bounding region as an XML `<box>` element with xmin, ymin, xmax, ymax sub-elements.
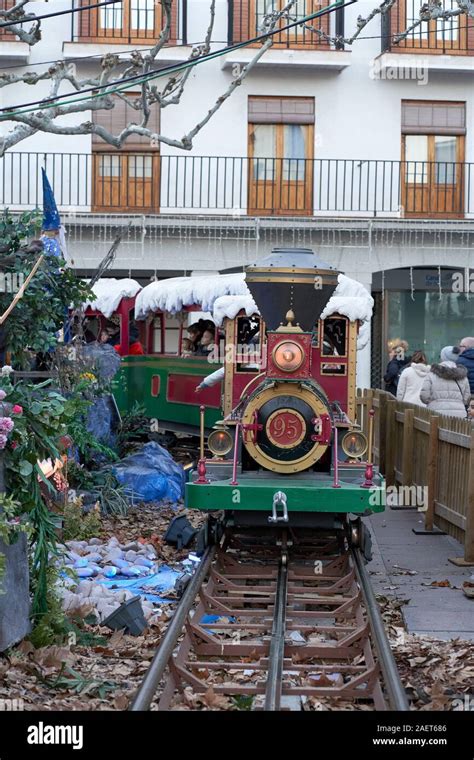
<box><xmin>10</xmin><ymin>441</ymin><xmax>17</xmax><ymax>450</ymax></box>
<box><xmin>12</xmin><ymin>405</ymin><xmax>23</xmax><ymax>415</ymax></box>
<box><xmin>0</xmin><ymin>390</ymin><xmax>6</xmax><ymax>401</ymax></box>
<box><xmin>0</xmin><ymin>417</ymin><xmax>14</xmax><ymax>433</ymax></box>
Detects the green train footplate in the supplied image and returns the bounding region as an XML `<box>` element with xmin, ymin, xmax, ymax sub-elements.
<box><xmin>186</xmin><ymin>474</ymin><xmax>386</xmax><ymax>513</ymax></box>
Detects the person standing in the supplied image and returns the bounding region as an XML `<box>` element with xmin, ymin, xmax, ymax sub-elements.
<box><xmin>420</xmin><ymin>353</ymin><xmax>471</xmax><ymax>418</ymax></box>
<box><xmin>384</xmin><ymin>339</ymin><xmax>410</xmax><ymax>396</ymax></box>
<box><xmin>396</xmin><ymin>351</ymin><xmax>430</xmax><ymax>405</ymax></box>
<box><xmin>456</xmin><ymin>337</ymin><xmax>474</xmax><ymax>395</ymax></box>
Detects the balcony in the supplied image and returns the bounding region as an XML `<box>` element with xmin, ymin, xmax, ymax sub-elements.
<box><xmin>69</xmin><ymin>0</ymin><xmax>181</xmax><ymax>45</ymax></box>
<box><xmin>381</xmin><ymin>0</ymin><xmax>474</xmax><ymax>68</ymax></box>
<box><xmin>224</xmin><ymin>0</ymin><xmax>350</xmax><ymax>72</ymax></box>
<box><xmin>1</xmin><ymin>153</ymin><xmax>473</xmax><ymax>219</ymax></box>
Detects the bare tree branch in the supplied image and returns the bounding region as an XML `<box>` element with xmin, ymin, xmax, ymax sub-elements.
<box><xmin>0</xmin><ymin>0</ymin><xmax>472</xmax><ymax>156</ymax></box>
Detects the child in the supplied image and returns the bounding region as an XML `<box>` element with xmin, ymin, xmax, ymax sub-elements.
<box><xmin>181</xmin><ymin>337</ymin><xmax>194</xmax><ymax>357</ymax></box>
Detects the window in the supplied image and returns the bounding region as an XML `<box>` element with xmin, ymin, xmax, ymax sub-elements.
<box><xmin>92</xmin><ymin>93</ymin><xmax>160</xmax><ymax>212</ymax></box>
<box><xmin>248</xmin><ymin>96</ymin><xmax>314</xmax><ymax>215</ymax></box>
<box><xmin>232</xmin><ymin>0</ymin><xmax>331</xmax><ymax>49</ymax></box>
<box><xmin>401</xmin><ymin>101</ymin><xmax>466</xmax><ymax>217</ymax></box>
<box><xmin>77</xmin><ymin>0</ymin><xmax>178</xmax><ymax>44</ymax></box>
<box><xmin>393</xmin><ymin>0</ymin><xmax>470</xmax><ymax>53</ymax></box>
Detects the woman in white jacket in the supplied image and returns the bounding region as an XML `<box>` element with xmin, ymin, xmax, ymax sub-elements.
<box><xmin>396</xmin><ymin>351</ymin><xmax>431</xmax><ymax>406</ymax></box>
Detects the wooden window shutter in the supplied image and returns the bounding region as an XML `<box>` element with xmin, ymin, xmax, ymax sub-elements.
<box><xmin>402</xmin><ymin>101</ymin><xmax>466</xmax><ymax>135</ymax></box>
<box><xmin>92</xmin><ymin>94</ymin><xmax>160</xmax><ymax>148</ymax></box>
<box><xmin>248</xmin><ymin>97</ymin><xmax>315</xmax><ymax>124</ymax></box>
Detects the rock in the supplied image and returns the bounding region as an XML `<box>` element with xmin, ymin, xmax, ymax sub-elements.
<box><xmin>83</xmin><ymin>553</ymin><xmax>102</xmax><ymax>563</ymax></box>
<box><xmin>124</xmin><ymin>550</ymin><xmax>137</xmax><ymax>562</ymax></box>
<box><xmin>76</xmin><ymin>567</ymin><xmax>95</xmax><ymax>578</ymax></box>
<box><xmin>88</xmin><ymin>538</ymin><xmax>102</xmax><ymax>546</ymax></box>
<box><xmin>76</xmin><ymin>580</ymin><xmax>94</xmax><ymax>596</ymax></box>
<box><xmin>135</xmin><ymin>557</ymin><xmax>154</xmax><ymax>568</ymax></box>
<box><xmin>123</xmin><ymin>542</ymin><xmax>139</xmax><ymax>552</ymax></box>
<box><xmin>108</xmin><ymin>537</ymin><xmax>120</xmax><ymax>547</ymax></box>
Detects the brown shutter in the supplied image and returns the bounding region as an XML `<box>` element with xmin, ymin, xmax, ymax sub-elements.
<box><xmin>248</xmin><ymin>97</ymin><xmax>315</xmax><ymax>124</ymax></box>
<box><xmin>92</xmin><ymin>94</ymin><xmax>160</xmax><ymax>148</ymax></box>
<box><xmin>402</xmin><ymin>101</ymin><xmax>466</xmax><ymax>135</ymax></box>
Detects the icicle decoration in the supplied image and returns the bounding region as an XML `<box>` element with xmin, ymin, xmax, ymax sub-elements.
<box><xmin>381</xmin><ymin>269</ymin><xmax>385</xmax><ymax>301</ymax></box>
<box><xmin>410</xmin><ymin>266</ymin><xmax>415</xmax><ymax>301</ymax></box>
<box><xmin>438</xmin><ymin>265</ymin><xmax>442</xmax><ymax>301</ymax></box>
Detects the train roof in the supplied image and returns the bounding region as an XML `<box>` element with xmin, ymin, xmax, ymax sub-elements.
<box><xmin>246</xmin><ymin>248</ymin><xmax>337</xmax><ymax>272</ymax></box>
<box><xmin>84</xmin><ymin>278</ymin><xmax>142</xmax><ymax>318</ymax></box>
<box><xmin>135</xmin><ymin>272</ymin><xmax>249</xmax><ymax>320</ymax></box>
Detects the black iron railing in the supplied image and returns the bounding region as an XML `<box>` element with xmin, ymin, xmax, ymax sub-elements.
<box><xmin>381</xmin><ymin>0</ymin><xmax>474</xmax><ymax>54</ymax></box>
<box><xmin>1</xmin><ymin>153</ymin><xmax>473</xmax><ymax>217</ymax></box>
<box><xmin>70</xmin><ymin>0</ymin><xmax>181</xmax><ymax>45</ymax></box>
<box><xmin>228</xmin><ymin>0</ymin><xmax>343</xmax><ymax>49</ymax></box>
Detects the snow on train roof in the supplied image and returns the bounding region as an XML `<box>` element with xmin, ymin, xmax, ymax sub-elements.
<box><xmin>135</xmin><ymin>273</ymin><xmax>248</xmax><ymax>320</ymax></box>
<box><xmin>134</xmin><ymin>271</ymin><xmax>373</xmax><ymax>348</ymax></box>
<box><xmin>84</xmin><ymin>278</ymin><xmax>142</xmax><ymax>318</ymax></box>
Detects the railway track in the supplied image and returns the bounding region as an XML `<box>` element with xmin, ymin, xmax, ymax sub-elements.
<box><xmin>131</xmin><ymin>527</ymin><xmax>409</xmax><ymax>712</ymax></box>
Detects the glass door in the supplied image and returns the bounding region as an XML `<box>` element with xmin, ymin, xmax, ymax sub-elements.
<box><xmin>402</xmin><ymin>134</ymin><xmax>464</xmax><ymax>217</ymax></box>
<box><xmin>248</xmin><ymin>123</ymin><xmax>313</xmax><ymax>215</ymax></box>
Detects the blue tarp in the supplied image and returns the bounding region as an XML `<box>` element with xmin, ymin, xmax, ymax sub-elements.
<box><xmin>113</xmin><ymin>441</ymin><xmax>185</xmax><ymax>503</ymax></box>
<box><xmin>97</xmin><ymin>565</ymin><xmax>180</xmax><ymax>602</ymax></box>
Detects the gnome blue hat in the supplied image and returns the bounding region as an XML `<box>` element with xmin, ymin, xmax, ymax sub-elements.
<box><xmin>41</xmin><ymin>168</ymin><xmax>61</xmax><ymax>232</ymax></box>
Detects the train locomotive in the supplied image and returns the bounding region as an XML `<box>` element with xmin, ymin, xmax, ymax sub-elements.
<box><xmin>186</xmin><ymin>248</ymin><xmax>384</xmax><ymax>555</ymax></box>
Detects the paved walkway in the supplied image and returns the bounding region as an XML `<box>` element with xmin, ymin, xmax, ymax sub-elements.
<box><xmin>367</xmin><ymin>506</ymin><xmax>474</xmax><ymax>641</ymax></box>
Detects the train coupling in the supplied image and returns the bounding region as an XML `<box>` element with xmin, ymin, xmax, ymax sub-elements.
<box><xmin>268</xmin><ymin>491</ymin><xmax>289</xmax><ymax>524</ymax></box>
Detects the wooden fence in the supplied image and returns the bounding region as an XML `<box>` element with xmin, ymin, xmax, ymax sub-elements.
<box><xmin>356</xmin><ymin>388</ymin><xmax>474</xmax><ymax>564</ymax></box>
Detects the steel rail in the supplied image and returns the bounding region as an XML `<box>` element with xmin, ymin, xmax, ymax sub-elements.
<box><xmin>352</xmin><ymin>546</ymin><xmax>409</xmax><ymax>711</ymax></box>
<box><xmin>130</xmin><ymin>545</ymin><xmax>215</xmax><ymax>711</ymax></box>
<box><xmin>264</xmin><ymin>553</ymin><xmax>288</xmax><ymax>711</ymax></box>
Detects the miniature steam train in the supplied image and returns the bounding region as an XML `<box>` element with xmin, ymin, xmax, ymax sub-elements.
<box><xmin>80</xmin><ymin>247</ymin><xmax>383</xmax><ymax>549</ymax></box>
<box><xmin>184</xmin><ymin>249</ymin><xmax>384</xmax><ymax>550</ymax></box>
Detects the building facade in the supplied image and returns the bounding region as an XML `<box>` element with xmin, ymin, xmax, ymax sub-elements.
<box><xmin>1</xmin><ymin>0</ymin><xmax>474</xmax><ymax>385</ymax></box>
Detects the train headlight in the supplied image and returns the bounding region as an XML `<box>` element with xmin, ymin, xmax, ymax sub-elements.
<box><xmin>341</xmin><ymin>430</ymin><xmax>368</xmax><ymax>459</ymax></box>
<box><xmin>272</xmin><ymin>341</ymin><xmax>305</xmax><ymax>373</ymax></box>
<box><xmin>208</xmin><ymin>427</ymin><xmax>233</xmax><ymax>457</ymax></box>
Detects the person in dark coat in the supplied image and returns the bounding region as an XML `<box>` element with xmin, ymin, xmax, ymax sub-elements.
<box><xmin>384</xmin><ymin>339</ymin><xmax>410</xmax><ymax>396</ymax></box>
<box><xmin>456</xmin><ymin>337</ymin><xmax>474</xmax><ymax>395</ymax></box>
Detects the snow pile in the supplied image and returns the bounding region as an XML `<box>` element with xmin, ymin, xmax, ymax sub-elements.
<box><xmin>84</xmin><ymin>278</ymin><xmax>142</xmax><ymax>318</ymax></box>
<box><xmin>320</xmin><ymin>274</ymin><xmax>374</xmax><ymax>324</ymax></box>
<box><xmin>212</xmin><ymin>294</ymin><xmax>259</xmax><ymax>326</ymax></box>
<box><xmin>135</xmin><ymin>273</ymin><xmax>248</xmax><ymax>320</ymax></box>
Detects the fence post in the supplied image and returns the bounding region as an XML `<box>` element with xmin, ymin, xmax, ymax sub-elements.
<box><xmin>385</xmin><ymin>398</ymin><xmax>396</xmax><ymax>487</ymax></box>
<box><xmin>425</xmin><ymin>415</ymin><xmax>439</xmax><ymax>532</ymax></box>
<box><xmin>402</xmin><ymin>407</ymin><xmax>414</xmax><ymax>487</ymax></box>
<box><xmin>377</xmin><ymin>392</ymin><xmax>387</xmax><ymax>474</ymax></box>
<box><xmin>464</xmin><ymin>428</ymin><xmax>474</xmax><ymax>563</ymax></box>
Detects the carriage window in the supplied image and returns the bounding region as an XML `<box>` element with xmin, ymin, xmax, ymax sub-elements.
<box><xmin>322</xmin><ymin>318</ymin><xmax>347</xmax><ymax>357</ymax></box>
<box><xmin>236</xmin><ymin>316</ymin><xmax>264</xmax><ymax>373</ymax></box>
<box><xmin>164</xmin><ymin>314</ymin><xmax>182</xmax><ymax>354</ymax></box>
<box><xmin>150</xmin><ymin>315</ymin><xmax>163</xmax><ymax>353</ymax></box>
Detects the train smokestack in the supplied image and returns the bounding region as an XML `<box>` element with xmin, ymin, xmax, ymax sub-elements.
<box><xmin>245</xmin><ymin>248</ymin><xmax>339</xmax><ymax>331</ymax></box>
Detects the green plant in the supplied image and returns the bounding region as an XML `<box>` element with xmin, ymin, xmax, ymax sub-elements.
<box><xmin>0</xmin><ymin>210</ymin><xmax>93</xmax><ymax>367</ymax></box>
<box><xmin>62</xmin><ymin>497</ymin><xmax>102</xmax><ymax>541</ymax></box>
<box><xmin>116</xmin><ymin>401</ymin><xmax>150</xmax><ymax>457</ymax></box>
<box><xmin>93</xmin><ymin>470</ymin><xmax>129</xmax><ymax>516</ymax></box>
<box><xmin>39</xmin><ymin>664</ymin><xmax>117</xmax><ymax>698</ymax></box>
<box><xmin>28</xmin><ymin>565</ymin><xmax>68</xmax><ymax>648</ymax></box>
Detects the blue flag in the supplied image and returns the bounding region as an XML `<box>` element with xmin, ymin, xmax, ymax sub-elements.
<box><xmin>41</xmin><ymin>168</ymin><xmax>61</xmax><ymax>232</ymax></box>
